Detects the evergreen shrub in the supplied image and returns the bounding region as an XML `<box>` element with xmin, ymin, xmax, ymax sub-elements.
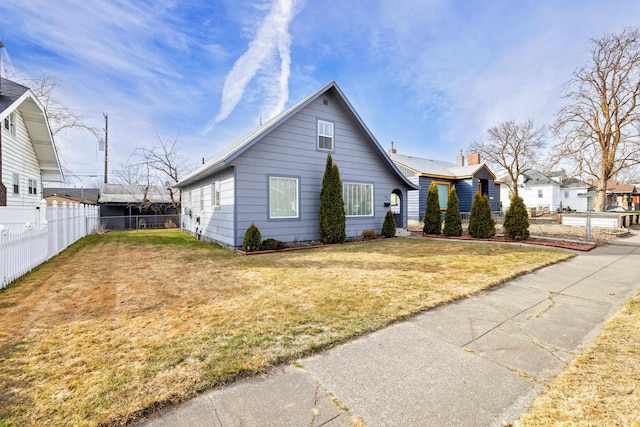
<box><xmin>468</xmin><ymin>193</ymin><xmax>496</xmax><ymax>238</ymax></box>
<box><xmin>443</xmin><ymin>186</ymin><xmax>462</xmax><ymax>237</ymax></box>
<box><xmin>423</xmin><ymin>182</ymin><xmax>442</xmax><ymax>234</ymax></box>
<box><xmin>503</xmin><ymin>195</ymin><xmax>530</xmax><ymax>240</ymax></box>
<box><xmin>318</xmin><ymin>154</ymin><xmax>346</xmax><ymax>244</ymax></box>
<box><xmin>381</xmin><ymin>210</ymin><xmax>397</xmax><ymax>238</ymax></box>
<box><xmin>243</xmin><ymin>224</ymin><xmax>262</xmax><ymax>252</ymax></box>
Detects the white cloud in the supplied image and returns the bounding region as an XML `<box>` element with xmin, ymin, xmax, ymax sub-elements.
<box><xmin>211</xmin><ymin>0</ymin><xmax>303</xmax><ymax>127</ymax></box>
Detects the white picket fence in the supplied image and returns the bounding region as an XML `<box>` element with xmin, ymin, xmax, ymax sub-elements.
<box><xmin>0</xmin><ymin>200</ymin><xmax>100</xmax><ymax>289</ymax></box>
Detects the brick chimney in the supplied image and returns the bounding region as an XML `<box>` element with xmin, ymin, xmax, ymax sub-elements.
<box><xmin>456</xmin><ymin>150</ymin><xmax>465</xmax><ymax>166</ymax></box>
<box><xmin>468</xmin><ymin>153</ymin><xmax>481</xmax><ymax>165</ymax></box>
<box><xmin>388</xmin><ymin>141</ymin><xmax>397</xmax><ymax>154</ymax></box>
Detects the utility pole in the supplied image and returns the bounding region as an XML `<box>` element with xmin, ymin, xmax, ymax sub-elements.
<box><xmin>103</xmin><ymin>112</ymin><xmax>109</xmax><ymax>184</ymax></box>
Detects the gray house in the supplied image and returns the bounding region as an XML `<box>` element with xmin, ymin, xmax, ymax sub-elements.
<box><xmin>175</xmin><ymin>80</ymin><xmax>418</xmax><ymax>248</ymax></box>
<box><xmin>389</xmin><ymin>150</ymin><xmax>501</xmax><ymax>221</ymax></box>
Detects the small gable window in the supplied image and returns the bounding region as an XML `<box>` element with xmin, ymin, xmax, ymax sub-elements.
<box><xmin>318</xmin><ymin>120</ymin><xmax>334</xmax><ymax>151</ymax></box>
<box><xmin>538</xmin><ymin>189</ymin><xmax>543</xmax><ymax>198</ymax></box>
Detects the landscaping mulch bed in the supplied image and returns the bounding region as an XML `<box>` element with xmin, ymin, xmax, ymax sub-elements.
<box><xmin>413</xmin><ymin>232</ymin><xmax>597</xmax><ymax>252</ymax></box>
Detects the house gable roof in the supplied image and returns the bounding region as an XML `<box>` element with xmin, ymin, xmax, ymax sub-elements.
<box><xmin>0</xmin><ymin>78</ymin><xmax>63</xmax><ymax>182</ymax></box>
<box><xmin>44</xmin><ymin>187</ymin><xmax>100</xmax><ymax>204</ymax></box>
<box><xmin>389</xmin><ymin>152</ymin><xmax>497</xmax><ymax>180</ymax></box>
<box><xmin>500</xmin><ymin>170</ymin><xmax>594</xmax><ymax>189</ymax></box>
<box><xmin>176</xmin><ymin>81</ymin><xmax>417</xmax><ymax>190</ymax></box>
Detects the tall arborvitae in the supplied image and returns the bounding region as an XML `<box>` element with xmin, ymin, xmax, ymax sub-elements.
<box><xmin>468</xmin><ymin>193</ymin><xmax>496</xmax><ymax>238</ymax></box>
<box><xmin>503</xmin><ymin>195</ymin><xmax>530</xmax><ymax>240</ymax></box>
<box><xmin>443</xmin><ymin>186</ymin><xmax>462</xmax><ymax>237</ymax></box>
<box><xmin>319</xmin><ymin>154</ymin><xmax>346</xmax><ymax>244</ymax></box>
<box><xmin>423</xmin><ymin>182</ymin><xmax>442</xmax><ymax>234</ymax></box>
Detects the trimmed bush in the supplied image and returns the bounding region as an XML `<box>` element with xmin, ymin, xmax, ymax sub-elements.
<box><xmin>242</xmin><ymin>224</ymin><xmax>262</xmax><ymax>252</ymax></box>
<box><xmin>468</xmin><ymin>193</ymin><xmax>496</xmax><ymax>238</ymax></box>
<box><xmin>262</xmin><ymin>238</ymin><xmax>286</xmax><ymax>250</ymax></box>
<box><xmin>318</xmin><ymin>154</ymin><xmax>346</xmax><ymax>244</ymax></box>
<box><xmin>381</xmin><ymin>210</ymin><xmax>397</xmax><ymax>238</ymax></box>
<box><xmin>443</xmin><ymin>186</ymin><xmax>462</xmax><ymax>237</ymax></box>
<box><xmin>503</xmin><ymin>195</ymin><xmax>530</xmax><ymax>240</ymax></box>
<box><xmin>423</xmin><ymin>182</ymin><xmax>442</xmax><ymax>234</ymax></box>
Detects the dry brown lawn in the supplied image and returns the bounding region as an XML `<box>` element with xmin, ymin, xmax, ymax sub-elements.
<box><xmin>0</xmin><ymin>230</ymin><xmax>572</xmax><ymax>426</ymax></box>
<box><xmin>518</xmin><ymin>291</ymin><xmax>640</xmax><ymax>426</ymax></box>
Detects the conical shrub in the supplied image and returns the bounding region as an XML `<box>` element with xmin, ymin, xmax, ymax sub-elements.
<box><xmin>319</xmin><ymin>154</ymin><xmax>346</xmax><ymax>244</ymax></box>
<box><xmin>381</xmin><ymin>210</ymin><xmax>397</xmax><ymax>238</ymax></box>
<box><xmin>423</xmin><ymin>182</ymin><xmax>442</xmax><ymax>234</ymax></box>
<box><xmin>468</xmin><ymin>193</ymin><xmax>496</xmax><ymax>238</ymax></box>
<box><xmin>243</xmin><ymin>223</ymin><xmax>262</xmax><ymax>252</ymax></box>
<box><xmin>443</xmin><ymin>186</ymin><xmax>462</xmax><ymax>237</ymax></box>
<box><xmin>503</xmin><ymin>195</ymin><xmax>530</xmax><ymax>240</ymax></box>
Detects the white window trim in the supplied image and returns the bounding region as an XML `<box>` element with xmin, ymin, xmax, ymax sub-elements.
<box><xmin>317</xmin><ymin>120</ymin><xmax>334</xmax><ymax>151</ymax></box>
<box><xmin>269</xmin><ymin>176</ymin><xmax>299</xmax><ymax>219</ymax></box>
<box><xmin>343</xmin><ymin>182</ymin><xmax>374</xmax><ymax>217</ymax></box>
<box><xmin>4</xmin><ymin>112</ymin><xmax>16</xmax><ymax>136</ymax></box>
<box><xmin>211</xmin><ymin>181</ymin><xmax>220</xmax><ymax>207</ymax></box>
<box><xmin>12</xmin><ymin>173</ymin><xmax>20</xmax><ymax>195</ymax></box>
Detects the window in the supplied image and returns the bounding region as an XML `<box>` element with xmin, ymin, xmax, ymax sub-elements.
<box><xmin>199</xmin><ymin>187</ymin><xmax>204</xmax><ymax>212</ymax></box>
<box><xmin>538</xmin><ymin>189</ymin><xmax>543</xmax><ymax>198</ymax></box>
<box><xmin>211</xmin><ymin>182</ymin><xmax>220</xmax><ymax>207</ymax></box>
<box><xmin>269</xmin><ymin>177</ymin><xmax>298</xmax><ymax>218</ymax></box>
<box><xmin>317</xmin><ymin>120</ymin><xmax>334</xmax><ymax>151</ymax></box>
<box><xmin>433</xmin><ymin>181</ymin><xmax>451</xmax><ymax>209</ymax></box>
<box><xmin>28</xmin><ymin>179</ymin><xmax>38</xmax><ymax>195</ymax></box>
<box><xmin>12</xmin><ymin>173</ymin><xmax>19</xmax><ymax>194</ymax></box>
<box><xmin>343</xmin><ymin>183</ymin><xmax>373</xmax><ymax>216</ymax></box>
<box><xmin>564</xmin><ymin>190</ymin><xmax>569</xmax><ymax>199</ymax></box>
<box><xmin>4</xmin><ymin>112</ymin><xmax>15</xmax><ymax>136</ymax></box>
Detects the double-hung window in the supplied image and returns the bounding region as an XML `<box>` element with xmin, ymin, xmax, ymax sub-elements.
<box><xmin>28</xmin><ymin>179</ymin><xmax>38</xmax><ymax>195</ymax></box>
<box><xmin>269</xmin><ymin>176</ymin><xmax>298</xmax><ymax>219</ymax></box>
<box><xmin>343</xmin><ymin>182</ymin><xmax>373</xmax><ymax>216</ymax></box>
<box><xmin>317</xmin><ymin>120</ymin><xmax>334</xmax><ymax>151</ymax></box>
<box><xmin>12</xmin><ymin>173</ymin><xmax>19</xmax><ymax>195</ymax></box>
<box><xmin>4</xmin><ymin>112</ymin><xmax>16</xmax><ymax>136</ymax></box>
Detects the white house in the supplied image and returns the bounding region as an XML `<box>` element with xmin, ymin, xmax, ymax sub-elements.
<box><xmin>0</xmin><ymin>78</ymin><xmax>62</xmax><ymax>208</ymax></box>
<box><xmin>500</xmin><ymin>170</ymin><xmax>595</xmax><ymax>213</ymax></box>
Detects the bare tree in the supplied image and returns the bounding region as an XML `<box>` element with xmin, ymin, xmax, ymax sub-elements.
<box><xmin>554</xmin><ymin>28</ymin><xmax>640</xmax><ymax>212</ymax></box>
<box><xmin>469</xmin><ymin>119</ymin><xmax>546</xmax><ymax>198</ymax></box>
<box><xmin>115</xmin><ymin>132</ymin><xmax>195</xmax><ymax>211</ymax></box>
<box><xmin>26</xmin><ymin>73</ymin><xmax>100</xmax><ymax>138</ymax></box>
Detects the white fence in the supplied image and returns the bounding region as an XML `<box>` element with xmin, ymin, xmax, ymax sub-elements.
<box><xmin>0</xmin><ymin>200</ymin><xmax>100</xmax><ymax>289</ymax></box>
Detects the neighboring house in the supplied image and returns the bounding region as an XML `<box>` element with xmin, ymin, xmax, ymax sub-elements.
<box><xmin>99</xmin><ymin>183</ymin><xmax>178</xmax><ymax>229</ymax></box>
<box><xmin>602</xmin><ymin>180</ymin><xmax>638</xmax><ymax>210</ymax></box>
<box><xmin>0</xmin><ymin>78</ymin><xmax>62</xmax><ymax>207</ymax></box>
<box><xmin>389</xmin><ymin>150</ymin><xmax>501</xmax><ymax>220</ymax></box>
<box><xmin>500</xmin><ymin>170</ymin><xmax>595</xmax><ymax>213</ymax></box>
<box><xmin>44</xmin><ymin>187</ymin><xmax>100</xmax><ymax>206</ymax></box>
<box><xmin>175</xmin><ymin>80</ymin><xmax>418</xmax><ymax>248</ymax></box>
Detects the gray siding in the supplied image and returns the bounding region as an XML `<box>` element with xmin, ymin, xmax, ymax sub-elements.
<box><xmin>182</xmin><ymin>167</ymin><xmax>235</xmax><ymax>246</ymax></box>
<box><xmin>407</xmin><ymin>176</ymin><xmax>420</xmax><ymax>220</ymax></box>
<box><xmin>233</xmin><ymin>91</ymin><xmax>409</xmax><ymax>246</ymax></box>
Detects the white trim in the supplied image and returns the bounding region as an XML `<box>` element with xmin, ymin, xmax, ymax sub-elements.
<box><xmin>269</xmin><ymin>176</ymin><xmax>299</xmax><ymax>219</ymax></box>
<box><xmin>343</xmin><ymin>182</ymin><xmax>374</xmax><ymax>217</ymax></box>
<box><xmin>317</xmin><ymin>120</ymin><xmax>334</xmax><ymax>151</ymax></box>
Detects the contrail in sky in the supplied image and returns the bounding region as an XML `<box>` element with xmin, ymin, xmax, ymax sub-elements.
<box><xmin>212</xmin><ymin>0</ymin><xmax>302</xmax><ymax>128</ymax></box>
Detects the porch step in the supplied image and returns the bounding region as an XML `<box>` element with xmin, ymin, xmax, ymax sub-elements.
<box><xmin>395</xmin><ymin>228</ymin><xmax>412</xmax><ymax>237</ymax></box>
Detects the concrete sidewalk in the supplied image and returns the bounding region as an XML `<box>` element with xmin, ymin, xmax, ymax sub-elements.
<box><xmin>139</xmin><ymin>242</ymin><xmax>640</xmax><ymax>427</ymax></box>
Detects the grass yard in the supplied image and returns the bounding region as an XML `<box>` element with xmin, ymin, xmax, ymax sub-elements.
<box><xmin>0</xmin><ymin>230</ymin><xmax>572</xmax><ymax>426</ymax></box>
<box><xmin>518</xmin><ymin>290</ymin><xmax>640</xmax><ymax>426</ymax></box>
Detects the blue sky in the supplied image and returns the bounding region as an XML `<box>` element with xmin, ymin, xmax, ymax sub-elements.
<box><xmin>1</xmin><ymin>0</ymin><xmax>639</xmax><ymax>187</ymax></box>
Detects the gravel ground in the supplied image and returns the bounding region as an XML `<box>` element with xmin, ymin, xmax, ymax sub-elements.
<box><xmin>407</xmin><ymin>220</ymin><xmax>636</xmax><ymax>245</ymax></box>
